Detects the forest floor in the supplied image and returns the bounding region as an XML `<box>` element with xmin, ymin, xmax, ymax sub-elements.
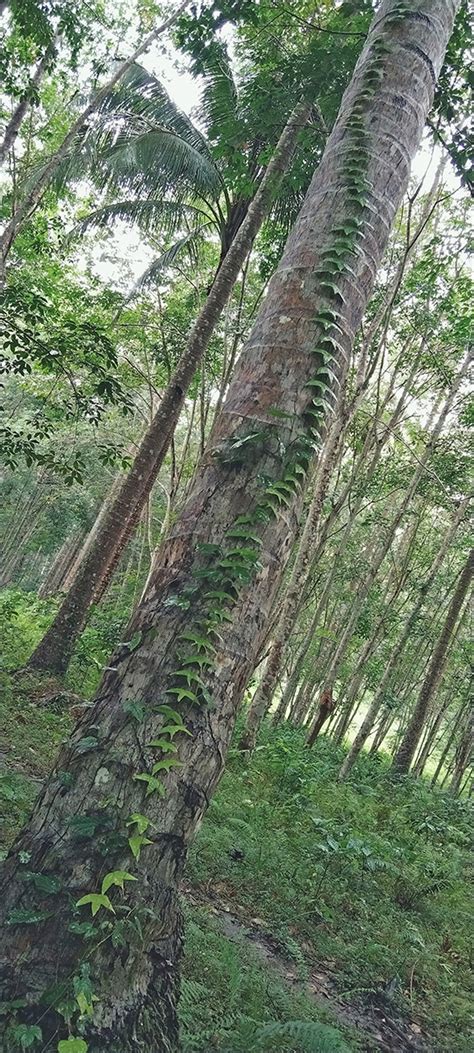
<box><xmin>0</xmin><ymin>662</ymin><xmax>472</xmax><ymax>1053</ymax></box>
<box><xmin>183</xmin><ymin>885</ymin><xmax>429</xmax><ymax>1052</ymax></box>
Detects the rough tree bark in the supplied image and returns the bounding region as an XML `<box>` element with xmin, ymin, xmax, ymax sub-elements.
<box><xmin>392</xmin><ymin>546</ymin><xmax>474</xmax><ymax>774</ymax></box>
<box><xmin>26</xmin><ymin>98</ymin><xmax>313</xmax><ymax>677</ymax></box>
<box><xmin>0</xmin><ymin>4</ymin><xmax>459</xmax><ymax>1049</ymax></box>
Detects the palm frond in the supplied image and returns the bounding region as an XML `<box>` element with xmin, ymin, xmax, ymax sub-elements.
<box><xmin>96</xmin><ymin>128</ymin><xmax>222</xmax><ymax>200</ymax></box>
<box><xmin>20</xmin><ymin>131</ymin><xmax>97</xmax><ymax>197</ymax></box>
<box><xmin>70</xmin><ymin>198</ymin><xmax>206</xmax><ymax>240</ymax></box>
<box><xmin>196</xmin><ymin>40</ymin><xmax>242</xmax><ymax>146</ymax></box>
<box><xmin>97</xmin><ymin>63</ymin><xmax>212</xmax><ymax>160</ymax></box>
<box><xmin>134</xmin><ymin>224</ymin><xmax>212</xmax><ymax>290</ymax></box>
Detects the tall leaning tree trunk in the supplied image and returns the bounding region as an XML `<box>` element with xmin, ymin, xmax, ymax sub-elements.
<box><xmin>392</xmin><ymin>546</ymin><xmax>474</xmax><ymax>775</ymax></box>
<box><xmin>0</xmin><ymin>5</ymin><xmax>459</xmax><ymax>1050</ymax></box>
<box><xmin>338</xmin><ymin>498</ymin><xmax>469</xmax><ymax>780</ymax></box>
<box><xmin>26</xmin><ymin>99</ymin><xmax>313</xmax><ymax>678</ymax></box>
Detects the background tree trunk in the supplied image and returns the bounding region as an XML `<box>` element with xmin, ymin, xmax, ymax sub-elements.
<box><xmin>393</xmin><ymin>547</ymin><xmax>473</xmax><ymax>775</ymax></box>
<box><xmin>338</xmin><ymin>497</ymin><xmax>469</xmax><ymax>778</ymax></box>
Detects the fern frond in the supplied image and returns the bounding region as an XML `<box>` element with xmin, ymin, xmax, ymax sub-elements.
<box><xmin>221</xmin><ymin>1016</ymin><xmax>351</xmax><ymax>1052</ymax></box>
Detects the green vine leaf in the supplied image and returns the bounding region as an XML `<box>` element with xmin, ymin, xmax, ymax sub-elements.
<box><xmin>126</xmin><ymin>813</ymin><xmax>151</xmax><ymax>833</ymax></box>
<box><xmin>101</xmin><ymin>871</ymin><xmax>137</xmax><ymax>895</ymax></box>
<box><xmin>122</xmin><ymin>700</ymin><xmax>146</xmax><ymax>722</ymax></box>
<box><xmin>178</xmin><ymin>631</ymin><xmax>216</xmax><ymax>653</ymax></box>
<box><xmin>23</xmin><ymin>871</ymin><xmax>61</xmax><ymax>895</ymax></box>
<box><xmin>316</xmin><ymin>366</ymin><xmax>338</xmax><ymax>384</ymax></box>
<box><xmin>319</xmin><ymin>280</ymin><xmax>345</xmax><ymax>304</ymax></box>
<box><xmin>57</xmin><ymin>1040</ymin><xmax>88</xmax><ymax>1053</ymax></box>
<box><xmin>305</xmin><ymin>378</ymin><xmax>330</xmax><ymax>392</ymax></box>
<box><xmin>160</xmin><ymin>723</ymin><xmax>191</xmax><ymax>739</ymax></box>
<box><xmin>204</xmin><ymin>589</ymin><xmax>235</xmax><ymax>605</ymax></box>
<box><xmin>76</xmin><ymin>893</ymin><xmax>115</xmax><ymax>917</ymax></box>
<box><xmin>264</xmin><ymin>486</ymin><xmax>292</xmax><ymax>508</ymax></box>
<box><xmin>6</xmin><ymin>908</ymin><xmax>50</xmax><ymax>926</ymax></box>
<box><xmin>128</xmin><ymin>834</ymin><xmax>153</xmax><ymax>861</ymax></box>
<box><xmin>148</xmin><ymin>738</ymin><xmax>178</xmax><ymax>752</ymax></box>
<box><xmin>133</xmin><ymin>773</ymin><xmax>167</xmax><ymax>797</ymax></box>
<box><xmin>225</xmin><ymin>525</ymin><xmax>262</xmax><ymax>543</ymax></box>
<box><xmin>196</xmin><ymin>541</ymin><xmax>221</xmax><ymax>556</ymax></box>
<box><xmin>156</xmin><ymin>703</ymin><xmax>185</xmax><ymax>724</ymax></box>
<box><xmin>166</xmin><ymin>686</ymin><xmax>199</xmax><ymax>704</ymax></box>
<box><xmin>172</xmin><ymin>667</ymin><xmax>205</xmax><ymax>686</ymax></box>
<box><xmin>179</xmin><ymin>653</ymin><xmax>214</xmax><ymax>670</ymax></box>
<box><xmin>152</xmin><ymin>758</ymin><xmax>183</xmax><ymax>774</ymax></box>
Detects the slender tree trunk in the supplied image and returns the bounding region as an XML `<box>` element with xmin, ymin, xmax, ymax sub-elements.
<box><xmin>430</xmin><ymin>709</ymin><xmax>463</xmax><ymax>787</ymax></box>
<box><xmin>332</xmin><ymin>511</ymin><xmax>422</xmax><ymax>742</ymax></box>
<box><xmin>312</xmin><ymin>354</ymin><xmax>469</xmax><ymax>747</ymax></box>
<box><xmin>239</xmin><ymin>391</ymin><xmax>348</xmax><ymax>750</ymax></box>
<box><xmin>0</xmin><ymin>6</ymin><xmax>459</xmax><ymax>1048</ymax></box>
<box><xmin>369</xmin><ymin>708</ymin><xmax>396</xmax><ymax>754</ymax></box>
<box><xmin>269</xmin><ymin>350</ymin><xmax>418</xmax><ymax>732</ymax></box>
<box><xmin>338</xmin><ymin>503</ymin><xmax>469</xmax><ymax>779</ymax></box>
<box><xmin>272</xmin><ymin>600</ymin><xmax>324</xmax><ymax>724</ymax></box>
<box><xmin>410</xmin><ymin>613</ymin><xmax>468</xmax><ymax>775</ymax></box>
<box><xmin>393</xmin><ymin>548</ymin><xmax>473</xmax><ymax>775</ymax></box>
<box><xmin>0</xmin><ymin>44</ymin><xmax>55</xmax><ymax>166</ymax></box>
<box><xmin>26</xmin><ymin>99</ymin><xmax>313</xmax><ymax>677</ymax></box>
<box><xmin>38</xmin><ymin>532</ymin><xmax>84</xmax><ymax>597</ymax></box>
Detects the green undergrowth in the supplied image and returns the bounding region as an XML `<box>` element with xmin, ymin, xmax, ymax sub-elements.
<box><xmin>0</xmin><ymin>646</ymin><xmax>472</xmax><ymax>1051</ymax></box>
<box><xmin>0</xmin><ymin>586</ymin><xmax>132</xmax><ymax>697</ymax></box>
<box><xmin>187</xmin><ymin>721</ymin><xmax>473</xmax><ymax>1053</ymax></box>
<box><xmin>181</xmin><ymin>904</ymin><xmax>355</xmax><ymax>1051</ymax></box>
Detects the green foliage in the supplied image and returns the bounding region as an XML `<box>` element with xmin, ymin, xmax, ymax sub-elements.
<box><xmin>7</xmin><ymin>1023</ymin><xmax>43</xmax><ymax>1050</ymax></box>
<box><xmin>186</xmin><ymin>722</ymin><xmax>473</xmax><ymax>1052</ymax></box>
<box><xmin>220</xmin><ymin>1018</ymin><xmax>351</xmax><ymax>1052</ymax></box>
<box><xmin>76</xmin><ymin>893</ymin><xmax>115</xmax><ymax>917</ymax></box>
<box><xmin>180</xmin><ymin>907</ymin><xmax>354</xmax><ymax>1053</ymax></box>
<box><xmin>57</xmin><ymin>1039</ymin><xmax>88</xmax><ymax>1053</ymax></box>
